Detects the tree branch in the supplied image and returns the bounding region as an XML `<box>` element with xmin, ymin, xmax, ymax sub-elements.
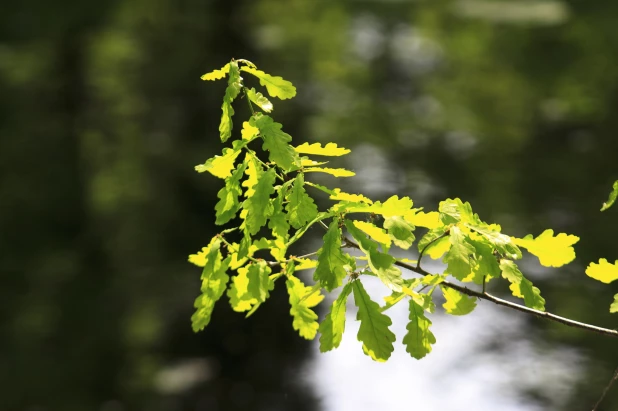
<box><xmin>343</xmin><ymin>239</ymin><xmax>618</xmax><ymax>339</ymax></box>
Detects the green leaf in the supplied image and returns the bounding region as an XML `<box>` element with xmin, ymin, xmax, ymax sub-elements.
<box><xmin>402</xmin><ymin>299</ymin><xmax>436</xmax><ymax>360</ymax></box>
<box><xmin>201</xmin><ymin>63</ymin><xmax>230</xmax><ymax>81</ymax></box>
<box><xmin>468</xmin><ymin>223</ymin><xmax>522</xmax><ymax>260</ymax></box>
<box><xmin>466</xmin><ymin>237</ymin><xmax>501</xmax><ymax>284</ymax></box>
<box><xmin>345</xmin><ymin>220</ymin><xmax>403</xmax><ymax>292</ymax></box>
<box><xmin>241</xmin><ymin>154</ymin><xmax>260</xmax><ymax>198</ymax></box>
<box><xmin>195</xmin><ymin>146</ymin><xmax>242</xmax><ymax>179</ymax></box>
<box><xmin>418</xmin><ymin>225</ymin><xmax>450</xmax><ymax>259</ymax></box>
<box><xmin>438</xmin><ymin>198</ymin><xmax>478</xmax><ymax>226</ymax></box>
<box><xmin>352</xmin><ymin>280</ymin><xmax>396</xmax><ymax>362</ymax></box>
<box><xmin>214</xmin><ymin>160</ymin><xmax>247</xmax><ymax>224</ymax></box>
<box><xmin>268</xmin><ymin>186</ymin><xmax>291</xmax><ymax>241</ymax></box>
<box><xmin>227</xmin><ymin>265</ymin><xmax>257</xmax><ymax>312</ymax></box>
<box><xmin>192</xmin><ymin>239</ymin><xmax>231</xmax><ymax>331</ymax></box>
<box><xmin>246</xmin><ymin>261</ymin><xmax>272</xmax><ymax>303</ymax></box>
<box><xmin>601</xmin><ymin>180</ymin><xmax>618</xmax><ymax>211</ymax></box>
<box><xmin>610</xmin><ymin>294</ymin><xmax>618</xmax><ymax>314</ymax></box>
<box><xmin>242</xmin><ymin>168</ymin><xmax>276</xmax><ymax>235</ymax></box>
<box><xmin>443</xmin><ymin>226</ymin><xmax>476</xmax><ymax>281</ymax></box>
<box><xmin>238</xmin><ymin>231</ymin><xmax>251</xmax><ymax>261</ymax></box>
<box><xmin>441</xmin><ymin>286</ymin><xmax>477</xmax><ymax>315</ymax></box>
<box><xmin>241</xmin><ymin>66</ymin><xmax>297</xmax><ymax>99</ymax></box>
<box><xmin>353</xmin><ymin>220</ymin><xmax>391</xmax><ymax>247</ymax></box>
<box><xmin>314</xmin><ymin>220</ymin><xmax>352</xmax><ymax>291</ymax></box>
<box><xmin>294</xmin><ymin>142</ymin><xmax>350</xmax><ymax>156</ymax></box>
<box><xmin>287</xmin><ymin>275</ymin><xmax>324</xmax><ymax>339</ymax></box>
<box><xmin>246</xmin><ymin>87</ymin><xmax>273</xmax><ymax>112</ymax></box>
<box><xmin>285</xmin><ymin>174</ymin><xmax>318</xmax><ymax>229</ymax></box>
<box><xmin>513</xmin><ymin>229</ymin><xmax>579</xmax><ymax>267</ymax></box>
<box><xmin>319</xmin><ymin>282</ymin><xmax>353</xmax><ymax>352</ymax></box>
<box><xmin>251</xmin><ymin>114</ymin><xmax>300</xmax><ymax>172</ymax></box>
<box><xmin>219</xmin><ymin>61</ymin><xmax>243</xmax><ymax>142</ymax></box>
<box><xmin>500</xmin><ymin>259</ymin><xmax>545</xmax><ymax>311</ymax></box>
<box><xmin>384</xmin><ymin>216</ymin><xmax>415</xmax><ymax>250</ymax></box>
<box><xmin>304</xmin><ymin>167</ymin><xmax>355</xmax><ymax>177</ymax></box>
<box><xmin>586</xmin><ymin>259</ymin><xmax>618</xmax><ymax>284</ymax></box>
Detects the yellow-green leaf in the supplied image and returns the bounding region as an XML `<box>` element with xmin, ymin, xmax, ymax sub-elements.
<box><xmin>443</xmin><ymin>226</ymin><xmax>476</xmax><ymax>281</ymax></box>
<box><xmin>246</xmin><ymin>87</ymin><xmax>273</xmax><ymax>112</ymax></box>
<box><xmin>251</xmin><ymin>114</ymin><xmax>300</xmax><ymax>172</ymax></box>
<box><xmin>601</xmin><ymin>180</ymin><xmax>618</xmax><ymax>211</ymax></box>
<box><xmin>403</xmin><ymin>299</ymin><xmax>436</xmax><ymax>360</ymax></box>
<box><xmin>214</xmin><ymin>160</ymin><xmax>247</xmax><ymax>224</ymax></box>
<box><xmin>611</xmin><ymin>294</ymin><xmax>618</xmax><ymax>313</ymax></box>
<box><xmin>314</xmin><ymin>219</ymin><xmax>353</xmax><ymax>291</ymax></box>
<box><xmin>242</xmin><ymin>168</ymin><xmax>276</xmax><ymax>235</ymax></box>
<box><xmin>287</xmin><ymin>275</ymin><xmax>324</xmax><ymax>339</ymax></box>
<box><xmin>353</xmin><ymin>220</ymin><xmax>391</xmax><ymax>247</ymax></box>
<box><xmin>353</xmin><ymin>280</ymin><xmax>396</xmax><ymax>362</ymax></box>
<box><xmin>384</xmin><ymin>216</ymin><xmax>415</xmax><ymax>250</ymax></box>
<box><xmin>304</xmin><ymin>167</ymin><xmax>355</xmax><ymax>177</ymax></box>
<box><xmin>319</xmin><ymin>282</ymin><xmax>353</xmax><ymax>352</ymax></box>
<box><xmin>195</xmin><ymin>146</ymin><xmax>242</xmax><ymax>179</ymax></box>
<box><xmin>513</xmin><ymin>229</ymin><xmax>579</xmax><ymax>267</ymax></box>
<box><xmin>441</xmin><ymin>286</ymin><xmax>476</xmax><ymax>315</ymax></box>
<box><xmin>201</xmin><ymin>63</ymin><xmax>230</xmax><ymax>81</ymax></box>
<box><xmin>586</xmin><ymin>258</ymin><xmax>618</xmax><ymax>284</ymax></box>
<box><xmin>241</xmin><ymin>121</ymin><xmax>259</xmax><ymax>142</ymax></box>
<box><xmin>219</xmin><ymin>61</ymin><xmax>242</xmax><ymax>142</ymax></box>
<box><xmin>241</xmin><ymin>66</ymin><xmax>296</xmax><ymax>99</ymax></box>
<box><xmin>329</xmin><ymin>188</ymin><xmax>372</xmax><ymax>204</ymax></box>
<box><xmin>405</xmin><ymin>211</ymin><xmax>441</xmax><ymax>229</ymax></box>
<box><xmin>294</xmin><ymin>142</ymin><xmax>350</xmax><ymax>156</ymax></box>
<box><xmin>285</xmin><ymin>174</ymin><xmax>318</xmax><ymax>229</ymax></box>
<box><xmin>500</xmin><ymin>259</ymin><xmax>545</xmax><ymax>310</ymax></box>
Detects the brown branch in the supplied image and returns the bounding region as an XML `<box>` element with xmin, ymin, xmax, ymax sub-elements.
<box><xmin>343</xmin><ymin>239</ymin><xmax>618</xmax><ymax>339</ymax></box>
<box><xmin>592</xmin><ymin>365</ymin><xmax>618</xmax><ymax>411</ymax></box>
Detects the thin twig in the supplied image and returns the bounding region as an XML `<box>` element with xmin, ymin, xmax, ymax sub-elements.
<box><xmin>343</xmin><ymin>238</ymin><xmax>618</xmax><ymax>339</ymax></box>
<box><xmin>592</xmin><ymin>366</ymin><xmax>618</xmax><ymax>411</ymax></box>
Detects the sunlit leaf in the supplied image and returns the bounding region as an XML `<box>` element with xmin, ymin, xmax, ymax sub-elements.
<box><xmin>201</xmin><ymin>63</ymin><xmax>230</xmax><ymax>81</ymax></box>
<box><xmin>403</xmin><ymin>299</ymin><xmax>436</xmax><ymax>360</ymax></box>
<box><xmin>251</xmin><ymin>114</ymin><xmax>300</xmax><ymax>172</ymax></box>
<box><xmin>246</xmin><ymin>87</ymin><xmax>273</xmax><ymax>112</ymax></box>
<box><xmin>285</xmin><ymin>174</ymin><xmax>318</xmax><ymax>229</ymax></box>
<box><xmin>304</xmin><ymin>167</ymin><xmax>355</xmax><ymax>177</ymax></box>
<box><xmin>319</xmin><ymin>283</ymin><xmax>353</xmax><ymax>352</ymax></box>
<box><xmin>353</xmin><ymin>280</ymin><xmax>396</xmax><ymax>362</ymax></box>
<box><xmin>287</xmin><ymin>275</ymin><xmax>324</xmax><ymax>339</ymax></box>
<box><xmin>601</xmin><ymin>180</ymin><xmax>618</xmax><ymax>211</ymax></box>
<box><xmin>268</xmin><ymin>185</ymin><xmax>290</xmax><ymax>242</ymax></box>
<box><xmin>241</xmin><ymin>66</ymin><xmax>297</xmax><ymax>99</ymax></box>
<box><xmin>192</xmin><ymin>239</ymin><xmax>231</xmax><ymax>331</ymax></box>
<box><xmin>469</xmin><ymin>223</ymin><xmax>522</xmax><ymax>260</ymax></box>
<box><xmin>500</xmin><ymin>259</ymin><xmax>545</xmax><ymax>310</ymax></box>
<box><xmin>242</xmin><ymin>154</ymin><xmax>260</xmax><ymax>198</ymax></box>
<box><xmin>247</xmin><ymin>261</ymin><xmax>272</xmax><ymax>303</ymax></box>
<box><xmin>214</xmin><ymin>161</ymin><xmax>247</xmax><ymax>224</ymax></box>
<box><xmin>329</xmin><ymin>188</ymin><xmax>373</xmax><ymax>204</ymax></box>
<box><xmin>513</xmin><ymin>229</ymin><xmax>579</xmax><ymax>267</ymax></box>
<box><xmin>441</xmin><ymin>286</ymin><xmax>476</xmax><ymax>315</ymax></box>
<box><xmin>611</xmin><ymin>294</ymin><xmax>618</xmax><ymax>314</ymax></box>
<box><xmin>586</xmin><ymin>258</ymin><xmax>618</xmax><ymax>284</ymax></box>
<box><xmin>241</xmin><ymin>121</ymin><xmax>260</xmax><ymax>142</ymax></box>
<box><xmin>219</xmin><ymin>61</ymin><xmax>242</xmax><ymax>142</ymax></box>
<box><xmin>406</xmin><ymin>211</ymin><xmax>441</xmax><ymax>229</ymax></box>
<box><xmin>466</xmin><ymin>237</ymin><xmax>501</xmax><ymax>284</ymax></box>
<box><xmin>353</xmin><ymin>220</ymin><xmax>391</xmax><ymax>247</ymax></box>
<box><xmin>227</xmin><ymin>266</ymin><xmax>257</xmax><ymax>312</ymax></box>
<box><xmin>242</xmin><ymin>168</ymin><xmax>276</xmax><ymax>235</ymax></box>
<box><xmin>384</xmin><ymin>216</ymin><xmax>415</xmax><ymax>249</ymax></box>
<box><xmin>443</xmin><ymin>226</ymin><xmax>476</xmax><ymax>281</ymax></box>
<box><xmin>195</xmin><ymin>145</ymin><xmax>242</xmax><ymax>179</ymax></box>
<box><xmin>294</xmin><ymin>142</ymin><xmax>350</xmax><ymax>156</ymax></box>
<box><xmin>314</xmin><ymin>219</ymin><xmax>352</xmax><ymax>291</ymax></box>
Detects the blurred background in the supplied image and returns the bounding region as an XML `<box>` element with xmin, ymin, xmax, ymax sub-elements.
<box><xmin>1</xmin><ymin>0</ymin><xmax>618</xmax><ymax>410</ymax></box>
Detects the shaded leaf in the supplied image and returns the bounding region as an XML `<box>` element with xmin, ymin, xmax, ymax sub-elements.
<box><xmin>500</xmin><ymin>259</ymin><xmax>545</xmax><ymax>310</ymax></box>
<box><xmin>314</xmin><ymin>219</ymin><xmax>352</xmax><ymax>291</ymax></box>
<box><xmin>214</xmin><ymin>160</ymin><xmax>247</xmax><ymax>224</ymax></box>
<box><xmin>403</xmin><ymin>299</ymin><xmax>436</xmax><ymax>360</ymax></box>
<box><xmin>384</xmin><ymin>216</ymin><xmax>415</xmax><ymax>250</ymax></box>
<box><xmin>441</xmin><ymin>286</ymin><xmax>477</xmax><ymax>315</ymax></box>
<box><xmin>219</xmin><ymin>61</ymin><xmax>243</xmax><ymax>142</ymax></box>
<box><xmin>251</xmin><ymin>114</ymin><xmax>300</xmax><ymax>171</ymax></box>
<box><xmin>242</xmin><ymin>168</ymin><xmax>276</xmax><ymax>235</ymax></box>
<box><xmin>285</xmin><ymin>174</ymin><xmax>318</xmax><ymax>229</ymax></box>
<box><xmin>443</xmin><ymin>226</ymin><xmax>476</xmax><ymax>280</ymax></box>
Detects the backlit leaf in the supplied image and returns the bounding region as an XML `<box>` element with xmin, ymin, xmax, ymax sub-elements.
<box><xmin>285</xmin><ymin>174</ymin><xmax>318</xmax><ymax>229</ymax></box>
<box><xmin>353</xmin><ymin>280</ymin><xmax>396</xmax><ymax>362</ymax></box>
<box><xmin>269</xmin><ymin>186</ymin><xmax>290</xmax><ymax>241</ymax></box>
<box><xmin>227</xmin><ymin>266</ymin><xmax>257</xmax><ymax>312</ymax></box>
<box><xmin>241</xmin><ymin>121</ymin><xmax>260</xmax><ymax>142</ymax></box>
<box><xmin>242</xmin><ymin>154</ymin><xmax>260</xmax><ymax>198</ymax></box>
<box><xmin>500</xmin><ymin>259</ymin><xmax>545</xmax><ymax>310</ymax></box>
<box><xmin>314</xmin><ymin>219</ymin><xmax>352</xmax><ymax>291</ymax></box>
<box><xmin>214</xmin><ymin>160</ymin><xmax>247</xmax><ymax>225</ymax></box>
<box><xmin>251</xmin><ymin>114</ymin><xmax>300</xmax><ymax>172</ymax></box>
<box><xmin>443</xmin><ymin>226</ymin><xmax>476</xmax><ymax>281</ymax></box>
<box><xmin>469</xmin><ymin>223</ymin><xmax>522</xmax><ymax>260</ymax></box>
<box><xmin>329</xmin><ymin>188</ymin><xmax>373</xmax><ymax>204</ymax></box>
<box><xmin>611</xmin><ymin>294</ymin><xmax>618</xmax><ymax>314</ymax></box>
<box><xmin>242</xmin><ymin>168</ymin><xmax>276</xmax><ymax>235</ymax></box>
<box><xmin>586</xmin><ymin>259</ymin><xmax>618</xmax><ymax>284</ymax></box>
<box><xmin>384</xmin><ymin>216</ymin><xmax>415</xmax><ymax>249</ymax></box>
<box><xmin>192</xmin><ymin>239</ymin><xmax>231</xmax><ymax>331</ymax></box>
<box><xmin>287</xmin><ymin>275</ymin><xmax>324</xmax><ymax>339</ymax></box>
<box><xmin>513</xmin><ymin>229</ymin><xmax>579</xmax><ymax>267</ymax></box>
<box><xmin>247</xmin><ymin>261</ymin><xmax>272</xmax><ymax>303</ymax></box>
<box><xmin>304</xmin><ymin>167</ymin><xmax>355</xmax><ymax>177</ymax></box>
<box><xmin>441</xmin><ymin>286</ymin><xmax>477</xmax><ymax>315</ymax></box>
<box><xmin>201</xmin><ymin>63</ymin><xmax>230</xmax><ymax>81</ymax></box>
<box><xmin>319</xmin><ymin>282</ymin><xmax>353</xmax><ymax>352</ymax></box>
<box><xmin>294</xmin><ymin>142</ymin><xmax>350</xmax><ymax>156</ymax></box>
<box><xmin>406</xmin><ymin>211</ymin><xmax>441</xmax><ymax>229</ymax></box>
<box><xmin>601</xmin><ymin>180</ymin><xmax>618</xmax><ymax>211</ymax></box>
<box><xmin>353</xmin><ymin>220</ymin><xmax>391</xmax><ymax>247</ymax></box>
<box><xmin>246</xmin><ymin>87</ymin><xmax>273</xmax><ymax>112</ymax></box>
<box><xmin>403</xmin><ymin>299</ymin><xmax>436</xmax><ymax>360</ymax></box>
<box><xmin>195</xmin><ymin>145</ymin><xmax>241</xmax><ymax>178</ymax></box>
<box><xmin>241</xmin><ymin>66</ymin><xmax>297</xmax><ymax>99</ymax></box>
<box><xmin>219</xmin><ymin>61</ymin><xmax>242</xmax><ymax>142</ymax></box>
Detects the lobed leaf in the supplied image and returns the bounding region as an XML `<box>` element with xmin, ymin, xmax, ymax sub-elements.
<box><xmin>441</xmin><ymin>286</ymin><xmax>477</xmax><ymax>315</ymax></box>
<box><xmin>304</xmin><ymin>167</ymin><xmax>355</xmax><ymax>177</ymax></box>
<box><xmin>586</xmin><ymin>258</ymin><xmax>618</xmax><ymax>284</ymax></box>
<box><xmin>241</xmin><ymin>66</ymin><xmax>297</xmax><ymax>99</ymax></box>
<box><xmin>353</xmin><ymin>280</ymin><xmax>396</xmax><ymax>362</ymax></box>
<box><xmin>287</xmin><ymin>274</ymin><xmax>324</xmax><ymax>339</ymax></box>
<box><xmin>611</xmin><ymin>294</ymin><xmax>618</xmax><ymax>314</ymax></box>
<box><xmin>294</xmin><ymin>142</ymin><xmax>350</xmax><ymax>157</ymax></box>
<box><xmin>403</xmin><ymin>299</ymin><xmax>436</xmax><ymax>360</ymax></box>
<box><xmin>353</xmin><ymin>220</ymin><xmax>391</xmax><ymax>247</ymax></box>
<box><xmin>246</xmin><ymin>87</ymin><xmax>273</xmax><ymax>112</ymax></box>
<box><xmin>201</xmin><ymin>63</ymin><xmax>230</xmax><ymax>81</ymax></box>
<box><xmin>384</xmin><ymin>216</ymin><xmax>415</xmax><ymax>250</ymax></box>
<box><xmin>601</xmin><ymin>180</ymin><xmax>618</xmax><ymax>211</ymax></box>
<box><xmin>214</xmin><ymin>161</ymin><xmax>247</xmax><ymax>225</ymax></box>
<box><xmin>406</xmin><ymin>211</ymin><xmax>441</xmax><ymax>229</ymax></box>
<box><xmin>314</xmin><ymin>219</ymin><xmax>352</xmax><ymax>291</ymax></box>
<box><xmin>247</xmin><ymin>261</ymin><xmax>272</xmax><ymax>303</ymax></box>
<box><xmin>195</xmin><ymin>144</ymin><xmax>242</xmax><ymax>179</ymax></box>
<box><xmin>242</xmin><ymin>168</ymin><xmax>276</xmax><ymax>235</ymax></box>
<box><xmin>251</xmin><ymin>114</ymin><xmax>300</xmax><ymax>172</ymax></box>
<box><xmin>268</xmin><ymin>186</ymin><xmax>291</xmax><ymax>242</ymax></box>
<box><xmin>319</xmin><ymin>283</ymin><xmax>353</xmax><ymax>352</ymax></box>
<box><xmin>219</xmin><ymin>61</ymin><xmax>243</xmax><ymax>142</ymax></box>
<box><xmin>513</xmin><ymin>229</ymin><xmax>579</xmax><ymax>267</ymax></box>
<box><xmin>443</xmin><ymin>226</ymin><xmax>476</xmax><ymax>281</ymax></box>
<box><xmin>500</xmin><ymin>259</ymin><xmax>545</xmax><ymax>310</ymax></box>
<box><xmin>285</xmin><ymin>174</ymin><xmax>318</xmax><ymax>229</ymax></box>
